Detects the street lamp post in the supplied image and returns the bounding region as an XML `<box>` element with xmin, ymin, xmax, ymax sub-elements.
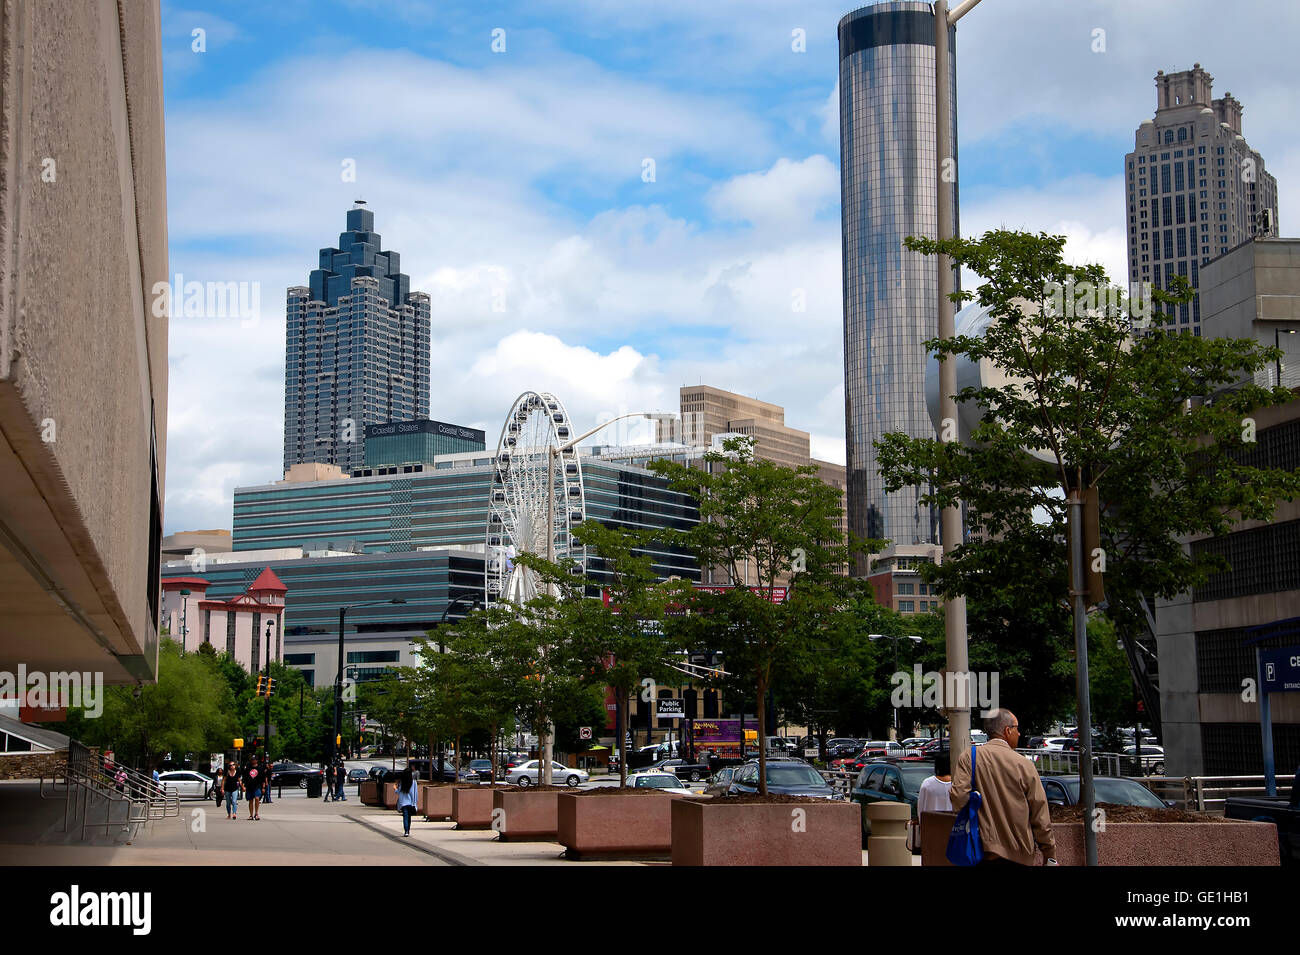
<box><xmin>535</xmin><ymin>410</ymin><xmax>676</xmax><ymax>785</ymax></box>
<box><xmin>868</xmin><ymin>633</ymin><xmax>922</xmax><ymax>736</ymax></box>
<box><xmin>933</xmin><ymin>0</ymin><xmax>982</xmax><ymax>777</ymax></box>
<box><xmin>334</xmin><ymin>598</ymin><xmax>406</xmax><ymax>765</ymax></box>
<box><xmin>263</xmin><ymin>618</ymin><xmax>275</xmax><ymax>761</ymax></box>
<box><xmin>434</xmin><ymin>592</ymin><xmax>481</xmax><ymax>780</ymax></box>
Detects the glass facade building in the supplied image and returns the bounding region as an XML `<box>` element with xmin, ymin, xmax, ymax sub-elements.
<box><xmin>361</xmin><ymin>419</ymin><xmax>486</xmax><ymax>470</ymax></box>
<box><xmin>284</xmin><ymin>205</ymin><xmax>431</xmax><ymax>475</ymax></box>
<box><xmin>838</xmin><ymin>2</ymin><xmax>957</xmax><ymax>569</ymax></box>
<box><xmin>232</xmin><ymin>457</ymin><xmax>700</xmax><ymax>585</ymax></box>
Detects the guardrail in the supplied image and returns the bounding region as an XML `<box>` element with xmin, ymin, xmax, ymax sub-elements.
<box><xmin>44</xmin><ymin>741</ymin><xmax>181</xmax><ymax>842</ymax></box>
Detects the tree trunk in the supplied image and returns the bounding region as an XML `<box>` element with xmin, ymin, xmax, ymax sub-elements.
<box><xmin>757</xmin><ymin>671</ymin><xmax>768</xmax><ymax>796</ymax></box>
<box><xmin>489</xmin><ymin>722</ymin><xmax>498</xmax><ymax>783</ymax></box>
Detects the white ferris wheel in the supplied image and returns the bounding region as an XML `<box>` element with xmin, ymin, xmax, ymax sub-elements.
<box><xmin>484</xmin><ymin>391</ymin><xmax>587</xmax><ymax>607</ymax></box>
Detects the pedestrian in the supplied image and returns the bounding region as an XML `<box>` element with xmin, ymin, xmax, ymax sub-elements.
<box><xmin>950</xmin><ymin>709</ymin><xmax>1056</xmax><ymax>866</ymax></box>
<box><xmin>213</xmin><ymin>767</ymin><xmax>224</xmax><ymax>808</ymax></box>
<box><xmin>114</xmin><ymin>766</ymin><xmax>127</xmax><ymax>795</ymax></box>
<box><xmin>323</xmin><ymin>763</ymin><xmax>333</xmax><ymax>803</ymax></box>
<box><xmin>222</xmin><ymin>761</ymin><xmax>241</xmax><ymax>819</ymax></box>
<box><xmin>913</xmin><ymin>752</ymin><xmax>953</xmax><ymax>852</ymax></box>
<box><xmin>260</xmin><ymin>755</ymin><xmax>272</xmax><ymax>805</ymax></box>
<box><xmin>152</xmin><ymin>765</ymin><xmax>161</xmax><ymax>792</ymax></box>
<box><xmin>242</xmin><ymin>758</ymin><xmax>263</xmax><ymax>821</ymax></box>
<box><xmin>335</xmin><ymin>760</ymin><xmax>347</xmax><ymax>801</ymax></box>
<box><xmin>396</xmin><ymin>764</ymin><xmax>418</xmax><ymax>836</ymax></box>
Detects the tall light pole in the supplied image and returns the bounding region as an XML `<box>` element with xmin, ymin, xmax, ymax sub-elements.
<box><xmin>933</xmin><ymin>0</ymin><xmax>981</xmax><ymax>774</ymax></box>
<box><xmin>334</xmin><ymin>598</ymin><xmax>406</xmax><ymax>764</ymax></box>
<box><xmin>263</xmin><ymin>618</ymin><xmax>275</xmax><ymax>761</ymax></box>
<box><xmin>536</xmin><ymin>410</ymin><xmax>676</xmax><ymax>785</ymax></box>
<box><xmin>869</xmin><ymin>633</ymin><xmax>923</xmax><ymax>736</ymax></box>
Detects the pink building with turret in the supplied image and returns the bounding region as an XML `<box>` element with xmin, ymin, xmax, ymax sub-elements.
<box><xmin>160</xmin><ymin>568</ymin><xmax>287</xmax><ymax>672</ymax></box>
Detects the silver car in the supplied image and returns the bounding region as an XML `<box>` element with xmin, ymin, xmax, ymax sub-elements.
<box><xmin>506</xmin><ymin>760</ymin><xmax>587</xmax><ymax>788</ymax></box>
<box><xmin>158</xmin><ymin>770</ymin><xmax>212</xmax><ymax>799</ymax></box>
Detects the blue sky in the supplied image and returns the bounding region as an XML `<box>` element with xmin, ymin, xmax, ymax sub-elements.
<box><xmin>160</xmin><ymin>0</ymin><xmax>1300</xmax><ymax>533</ymax></box>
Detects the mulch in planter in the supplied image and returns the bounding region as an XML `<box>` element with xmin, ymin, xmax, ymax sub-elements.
<box><xmin>1049</xmin><ymin>802</ymin><xmax>1232</xmax><ymax>824</ymax></box>
<box><xmin>708</xmin><ymin>794</ymin><xmax>836</xmax><ymax>806</ymax></box>
<box><xmin>572</xmin><ymin>786</ymin><xmax>679</xmax><ymax>796</ymax></box>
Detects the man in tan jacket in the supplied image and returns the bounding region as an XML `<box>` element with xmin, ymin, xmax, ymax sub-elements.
<box><xmin>950</xmin><ymin>709</ymin><xmax>1056</xmax><ymax>865</ymax></box>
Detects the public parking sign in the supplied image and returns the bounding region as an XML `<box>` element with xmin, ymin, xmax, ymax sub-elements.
<box><xmin>656</xmin><ymin>699</ymin><xmax>684</xmax><ymax>718</ymax></box>
<box><xmin>1261</xmin><ymin>646</ymin><xmax>1300</xmax><ymax>693</ymax></box>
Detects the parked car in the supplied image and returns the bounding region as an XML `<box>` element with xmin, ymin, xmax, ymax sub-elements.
<box><xmin>507</xmin><ymin>760</ymin><xmax>587</xmax><ymax>788</ymax></box>
<box><xmin>851</xmin><ymin>759</ymin><xmax>937</xmax><ymax>837</ymax></box>
<box><xmin>1040</xmin><ymin>775</ymin><xmax>1172</xmax><ymax>809</ymax></box>
<box><xmin>467</xmin><ymin>759</ymin><xmax>495</xmax><ymax>781</ymax></box>
<box><xmin>647</xmin><ymin>758</ymin><xmax>711</xmax><ymax>782</ymax></box>
<box><xmin>269</xmin><ymin>762</ymin><xmax>324</xmax><ymax>789</ymax></box>
<box><xmin>727</xmin><ymin>761</ymin><xmax>840</xmax><ymax>800</ymax></box>
<box><xmin>1119</xmin><ymin>745</ymin><xmax>1165</xmax><ymax>776</ymax></box>
<box><xmin>1225</xmin><ymin>788</ymin><xmax>1299</xmax><ymax>866</ymax></box>
<box><xmin>157</xmin><ymin>770</ymin><xmax>213</xmax><ymax>799</ymax></box>
<box><xmin>766</xmin><ymin>736</ymin><xmax>798</xmax><ymax>754</ymax></box>
<box><xmin>624</xmin><ymin>771</ymin><xmax>692</xmax><ymax>791</ymax></box>
<box><xmin>826</xmin><ymin>737</ymin><xmax>862</xmax><ymax>759</ymax></box>
<box><xmin>704</xmin><ymin>767</ymin><xmax>737</xmax><ymax>797</ymax></box>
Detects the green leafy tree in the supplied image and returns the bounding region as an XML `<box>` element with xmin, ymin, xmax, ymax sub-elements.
<box><xmin>878</xmin><ymin>230</ymin><xmax>1300</xmax><ymax>732</ymax></box>
<box><xmin>651</xmin><ymin>438</ymin><xmax>875</xmax><ymax>794</ymax></box>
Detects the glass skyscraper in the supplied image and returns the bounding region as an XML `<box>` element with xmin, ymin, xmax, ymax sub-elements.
<box><xmin>838</xmin><ymin>2</ymin><xmax>957</xmax><ymax>568</ymax></box>
<box><xmin>284</xmin><ymin>204</ymin><xmax>431</xmax><ymax>475</ymax></box>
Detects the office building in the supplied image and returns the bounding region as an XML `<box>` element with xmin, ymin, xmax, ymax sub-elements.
<box><xmin>162</xmin><ymin>548</ymin><xmax>484</xmax><ymax>687</ymax></box>
<box><xmin>866</xmin><ymin>543</ymin><xmax>944</xmax><ymax>615</ymax></box>
<box><xmin>0</xmin><ymin>1</ymin><xmax>168</xmax><ymax>686</ymax></box>
<box><xmin>1125</xmin><ymin>65</ymin><xmax>1279</xmax><ymax>335</ymax></box>
<box><xmin>838</xmin><ymin>2</ymin><xmax>957</xmax><ymax>568</ymax></box>
<box><xmin>1155</xmin><ymin>237</ymin><xmax>1300</xmax><ymax>776</ymax></box>
<box><xmin>360</xmin><ymin>418</ymin><xmax>486</xmax><ymax>472</ymax></box>
<box><xmin>160</xmin><ymin>569</ymin><xmax>286</xmax><ymax>669</ymax></box>
<box><xmin>283</xmin><ymin>204</ymin><xmax>431</xmax><ymax>475</ymax></box>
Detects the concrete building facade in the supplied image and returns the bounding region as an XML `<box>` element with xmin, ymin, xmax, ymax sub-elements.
<box><xmin>0</xmin><ymin>0</ymin><xmax>169</xmax><ymax>685</ymax></box>
<box><xmin>1125</xmin><ymin>65</ymin><xmax>1279</xmax><ymax>335</ymax></box>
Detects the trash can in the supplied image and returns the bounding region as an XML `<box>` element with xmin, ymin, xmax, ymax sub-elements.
<box><xmin>306</xmin><ymin>774</ymin><xmax>323</xmax><ymax>799</ymax></box>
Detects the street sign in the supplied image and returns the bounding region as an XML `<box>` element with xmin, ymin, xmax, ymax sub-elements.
<box><xmin>804</xmin><ymin>747</ymin><xmax>819</xmax><ymax>758</ymax></box>
<box><xmin>579</xmin><ymin>726</ymin><xmax>592</xmax><ymax>740</ymax></box>
<box><xmin>656</xmin><ymin>699</ymin><xmax>684</xmax><ymax>718</ymax></box>
<box><xmin>360</xmin><ymin>714</ymin><xmax>367</xmax><ymax>732</ymax></box>
<box><xmin>1261</xmin><ymin>646</ymin><xmax>1300</xmax><ymax>693</ymax></box>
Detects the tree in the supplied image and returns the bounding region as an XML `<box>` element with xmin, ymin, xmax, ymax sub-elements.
<box><xmin>651</xmin><ymin>437</ymin><xmax>875</xmax><ymax>794</ymax></box>
<box><xmin>878</xmin><ymin>230</ymin><xmax>1300</xmax><ymax>732</ymax></box>
<box><xmin>66</xmin><ymin>638</ymin><xmax>234</xmax><ymax>769</ymax></box>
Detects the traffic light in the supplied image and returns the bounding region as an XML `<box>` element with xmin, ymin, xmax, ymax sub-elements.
<box><xmin>266</xmin><ymin>677</ymin><xmax>276</xmax><ymax>697</ymax></box>
<box><xmin>255</xmin><ymin>676</ymin><xmax>265</xmax><ymax>697</ymax></box>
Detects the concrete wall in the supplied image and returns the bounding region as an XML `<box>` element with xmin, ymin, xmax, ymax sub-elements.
<box><xmin>0</xmin><ymin>1</ymin><xmax>167</xmax><ymax>682</ymax></box>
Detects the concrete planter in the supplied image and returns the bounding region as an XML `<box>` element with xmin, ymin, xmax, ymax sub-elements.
<box><xmin>382</xmin><ymin>782</ymin><xmax>398</xmax><ymax>809</ymax></box>
<box><xmin>671</xmin><ymin>798</ymin><xmax>861</xmax><ymax>866</ymax></box>
<box><xmin>557</xmin><ymin>791</ymin><xmax>689</xmax><ymax>859</ymax></box>
<box><xmin>919</xmin><ymin>811</ymin><xmax>1280</xmax><ymax>866</ymax></box>
<box><xmin>1046</xmin><ymin>820</ymin><xmax>1280</xmax><ymax>866</ymax></box>
<box><xmin>420</xmin><ymin>783</ymin><xmax>476</xmax><ymax>821</ymax></box>
<box><xmin>493</xmin><ymin>789</ymin><xmax>561</xmax><ymax>841</ymax></box>
<box><xmin>452</xmin><ymin>786</ymin><xmax>502</xmax><ymax>830</ymax></box>
<box><xmin>359</xmin><ymin>781</ymin><xmax>381</xmax><ymax>806</ymax></box>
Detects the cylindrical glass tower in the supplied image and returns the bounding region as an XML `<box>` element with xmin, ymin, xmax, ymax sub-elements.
<box><xmin>838</xmin><ymin>1</ymin><xmax>957</xmax><ymax>569</ymax></box>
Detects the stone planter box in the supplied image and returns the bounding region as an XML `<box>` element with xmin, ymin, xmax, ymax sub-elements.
<box><xmin>557</xmin><ymin>791</ymin><xmax>691</xmax><ymax>859</ymax></box>
<box><xmin>1046</xmin><ymin>820</ymin><xmax>1280</xmax><ymax>866</ymax></box>
<box><xmin>383</xmin><ymin>782</ymin><xmax>398</xmax><ymax>809</ymax></box>
<box><xmin>420</xmin><ymin>783</ymin><xmax>476</xmax><ymax>821</ymax></box>
<box><xmin>453</xmin><ymin>786</ymin><xmax>504</xmax><ymax>830</ymax></box>
<box><xmin>493</xmin><ymin>789</ymin><xmax>562</xmax><ymax>841</ymax></box>
<box><xmin>920</xmin><ymin>811</ymin><xmax>1280</xmax><ymax>866</ymax></box>
<box><xmin>359</xmin><ymin>781</ymin><xmax>380</xmax><ymax>806</ymax></box>
<box><xmin>671</xmin><ymin>798</ymin><xmax>861</xmax><ymax>866</ymax></box>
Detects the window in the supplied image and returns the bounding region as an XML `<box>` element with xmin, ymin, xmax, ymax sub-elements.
<box><xmin>898</xmin><ymin>600</ymin><xmax>915</xmax><ymax>613</ymax></box>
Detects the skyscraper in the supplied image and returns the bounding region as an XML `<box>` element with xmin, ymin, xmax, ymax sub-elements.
<box><xmin>284</xmin><ymin>204</ymin><xmax>431</xmax><ymax>475</ymax></box>
<box><xmin>838</xmin><ymin>2</ymin><xmax>956</xmax><ymax>569</ymax></box>
<box><xmin>1125</xmin><ymin>65</ymin><xmax>1279</xmax><ymax>336</ymax></box>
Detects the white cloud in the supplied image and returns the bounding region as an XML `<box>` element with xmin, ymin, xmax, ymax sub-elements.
<box><xmin>707</xmin><ymin>155</ymin><xmax>839</xmax><ymax>232</ymax></box>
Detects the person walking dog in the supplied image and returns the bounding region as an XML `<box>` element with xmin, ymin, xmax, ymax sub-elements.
<box><xmin>950</xmin><ymin>709</ymin><xmax>1056</xmax><ymax>866</ymax></box>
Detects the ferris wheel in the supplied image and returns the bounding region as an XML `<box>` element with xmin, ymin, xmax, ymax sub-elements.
<box><xmin>484</xmin><ymin>391</ymin><xmax>587</xmax><ymax>607</ymax></box>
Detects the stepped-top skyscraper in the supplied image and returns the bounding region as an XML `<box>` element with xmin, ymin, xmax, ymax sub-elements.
<box><xmin>284</xmin><ymin>204</ymin><xmax>431</xmax><ymax>475</ymax></box>
<box><xmin>1125</xmin><ymin>64</ymin><xmax>1278</xmax><ymax>335</ymax></box>
<box><xmin>838</xmin><ymin>2</ymin><xmax>957</xmax><ymax>570</ymax></box>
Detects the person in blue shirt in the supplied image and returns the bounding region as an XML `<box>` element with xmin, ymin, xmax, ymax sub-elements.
<box><xmin>396</xmin><ymin>765</ymin><xmax>419</xmax><ymax>836</ymax></box>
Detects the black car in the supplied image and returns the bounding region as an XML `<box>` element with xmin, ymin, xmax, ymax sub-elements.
<box><xmin>727</xmin><ymin>761</ymin><xmax>840</xmax><ymax>800</ymax></box>
<box><xmin>346</xmin><ymin>768</ymin><xmax>369</xmax><ymax>784</ymax></box>
<box><xmin>270</xmin><ymin>762</ymin><xmax>324</xmax><ymax>788</ymax></box>
<box><xmin>1040</xmin><ymin>775</ymin><xmax>1172</xmax><ymax>809</ymax></box>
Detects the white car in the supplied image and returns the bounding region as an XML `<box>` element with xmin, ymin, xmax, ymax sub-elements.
<box><xmin>506</xmin><ymin>761</ymin><xmax>587</xmax><ymax>788</ymax></box>
<box><xmin>623</xmin><ymin>771</ymin><xmax>692</xmax><ymax>792</ymax></box>
<box><xmin>157</xmin><ymin>770</ymin><xmax>212</xmax><ymax>799</ymax></box>
<box><xmin>1039</xmin><ymin>737</ymin><xmax>1073</xmax><ymax>752</ymax></box>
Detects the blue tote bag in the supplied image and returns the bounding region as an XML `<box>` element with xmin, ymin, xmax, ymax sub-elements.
<box><xmin>946</xmin><ymin>745</ymin><xmax>984</xmax><ymax>865</ymax></box>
